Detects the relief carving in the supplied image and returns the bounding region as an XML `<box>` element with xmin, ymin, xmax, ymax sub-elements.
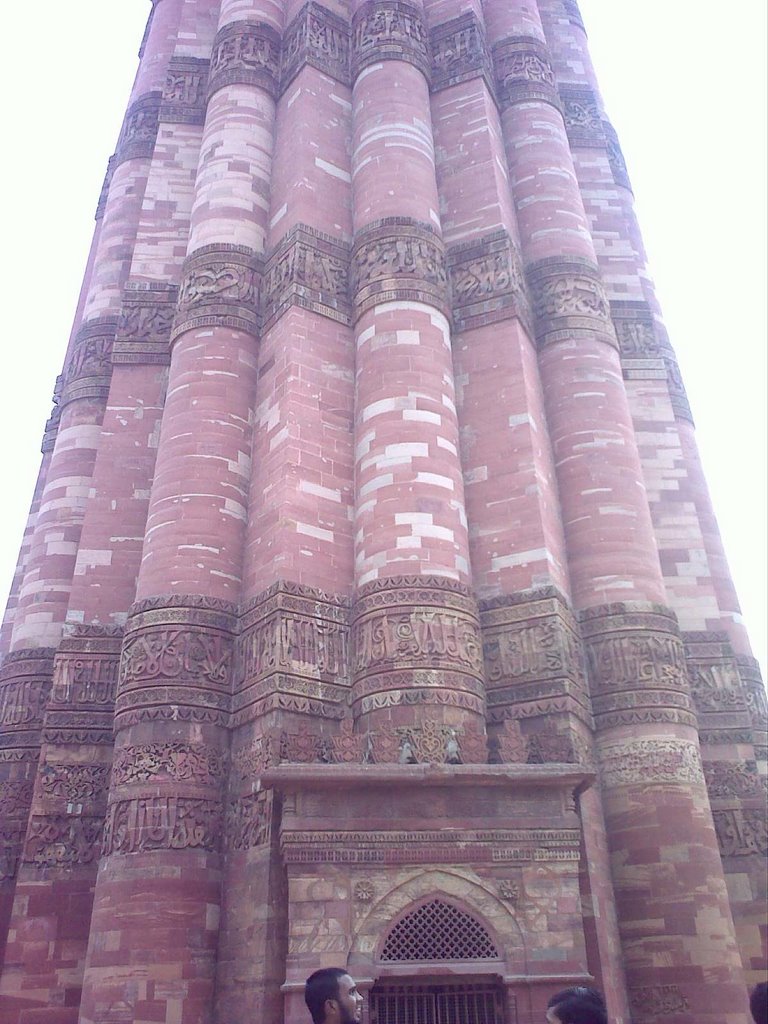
<box><xmin>0</xmin><ymin>828</ymin><xmax>24</xmax><ymax>881</ymax></box>
<box><xmin>281</xmin><ymin>3</ymin><xmax>351</xmax><ymax>90</ymax></box>
<box><xmin>60</xmin><ymin>317</ymin><xmax>118</xmax><ymax>405</ymax></box>
<box><xmin>209</xmin><ymin>21</ymin><xmax>281</xmax><ymax>97</ymax></box>
<box><xmin>585</xmin><ymin>631</ymin><xmax>688</xmax><ymax>694</ymax></box>
<box><xmin>120</xmin><ymin>628</ymin><xmax>232</xmax><ymax>689</ymax></box>
<box><xmin>351</xmin><ymin>220</ymin><xmax>448</xmax><ymax>317</ymax></box>
<box><xmin>599</xmin><ymin>738</ymin><xmax>704</xmax><ymax>787</ymax></box>
<box><xmin>664</xmin><ymin>354</ymin><xmax>694</xmax><ymax>423</ymax></box>
<box><xmin>39</xmin><ymin>763</ymin><xmax>111</xmax><ymax>803</ymax></box>
<box><xmin>430</xmin><ymin>13</ymin><xmax>492</xmax><ymax>93</ymax></box>
<box><xmin>352</xmin><ymin>1</ymin><xmax>430</xmax><ymax>80</ymax></box>
<box><xmin>611</xmin><ymin>301</ymin><xmax>658</xmax><ymax>357</ymax></box>
<box><xmin>115</xmin><ymin>92</ymin><xmax>162</xmax><ymax>166</ymax></box>
<box><xmin>353</xmin><ymin>607</ymin><xmax>482</xmax><ymax>674</ymax></box>
<box><xmin>603</xmin><ymin>120</ymin><xmax>632</xmax><ymax>191</ymax></box>
<box><xmin>628</xmin><ymin>986</ymin><xmax>688</xmax><ymax>1017</ymax></box>
<box><xmin>703</xmin><ymin>760</ymin><xmax>763</xmax><ymax>799</ymax></box>
<box><xmin>0</xmin><ymin>779</ymin><xmax>35</xmax><ymax>815</ymax></box>
<box><xmin>114</xmin><ymin>282</ymin><xmax>178</xmax><ymax>365</ymax></box>
<box><xmin>526</xmin><ymin>258</ymin><xmax>615</xmax><ymax>348</ymax></box>
<box><xmin>174</xmin><ymin>244</ymin><xmax>262</xmax><ymax>339</ymax></box>
<box><xmin>560</xmin><ymin>86</ymin><xmax>605</xmax><ymax>148</ymax></box>
<box><xmin>160</xmin><ymin>57</ymin><xmax>209</xmax><ymax>124</ymax></box>
<box><xmin>226</xmin><ymin>790</ymin><xmax>270</xmax><ymax>850</ymax></box>
<box><xmin>0</xmin><ymin>679</ymin><xmax>51</xmax><ymax>729</ymax></box>
<box><xmin>102</xmin><ymin>797</ymin><xmax>222</xmax><ymax>856</ymax></box>
<box><xmin>111</xmin><ymin>743</ymin><xmax>226</xmax><ymax>787</ymax></box>
<box><xmin>368</xmin><ymin>719</ymin><xmax>486</xmax><ymax>765</ymax></box>
<box><xmin>262</xmin><ymin>225</ymin><xmax>351</xmax><ymax>329</ymax></box>
<box><xmin>712</xmin><ymin>808</ymin><xmax>768</xmax><ymax>857</ymax></box>
<box><xmin>447</xmin><ymin>231</ymin><xmax>531</xmax><ymax>333</ymax></box>
<box><xmin>23</xmin><ymin>815</ymin><xmax>104</xmax><ymax>867</ymax></box>
<box><xmin>492</xmin><ymin>37</ymin><xmax>559</xmax><ymax>109</ymax></box>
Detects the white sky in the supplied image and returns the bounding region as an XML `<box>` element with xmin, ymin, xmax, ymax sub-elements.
<box><xmin>0</xmin><ymin>2</ymin><xmax>765</xmax><ymax>679</ymax></box>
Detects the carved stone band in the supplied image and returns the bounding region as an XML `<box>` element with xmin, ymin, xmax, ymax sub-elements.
<box><xmin>208</xmin><ymin>21</ymin><xmax>281</xmax><ymax>99</ymax></box>
<box><xmin>526</xmin><ymin>256</ymin><xmax>616</xmax><ymax>349</ymax></box>
<box><xmin>351</xmin><ymin>218</ymin><xmax>449</xmax><ymax>318</ymax></box>
<box><xmin>492</xmin><ymin>37</ymin><xmax>560</xmax><ymax>111</ymax></box>
<box><xmin>262</xmin><ymin>224</ymin><xmax>351</xmax><ymax>331</ymax></box>
<box><xmin>114</xmin><ymin>91</ymin><xmax>162</xmax><ymax>168</ymax></box>
<box><xmin>352</xmin><ymin>1</ymin><xmax>430</xmax><ymax>81</ymax></box>
<box><xmin>603</xmin><ymin>119</ymin><xmax>632</xmax><ymax>191</ymax></box>
<box><xmin>102</xmin><ymin>796</ymin><xmax>222</xmax><ymax>857</ymax></box>
<box><xmin>173</xmin><ymin>244</ymin><xmax>262</xmax><ymax>341</ymax></box>
<box><xmin>114</xmin><ymin>281</ymin><xmax>178</xmax><ymax>365</ymax></box>
<box><xmin>447</xmin><ymin>230</ymin><xmax>531</xmax><ymax>335</ymax></box>
<box><xmin>610</xmin><ymin>300</ymin><xmax>659</xmax><ymax>358</ymax></box>
<box><xmin>350</xmin><ymin>576</ymin><xmax>485</xmax><ymax>716</ymax></box>
<box><xmin>282</xmin><ymin>2</ymin><xmax>351</xmax><ymax>91</ymax></box>
<box><xmin>598</xmin><ymin>737</ymin><xmax>705</xmax><ymax>788</ymax></box>
<box><xmin>160</xmin><ymin>57</ymin><xmax>210</xmax><ymax>125</ymax></box>
<box><xmin>559</xmin><ymin>85</ymin><xmax>605</xmax><ymax>148</ymax></box>
<box><xmin>0</xmin><ymin>648</ymin><xmax>56</xmax><ymax>743</ymax></box>
<box><xmin>580</xmin><ymin>603</ymin><xmax>696</xmax><ymax>731</ymax></box>
<box><xmin>59</xmin><ymin>316</ymin><xmax>119</xmax><ymax>407</ymax></box>
<box><xmin>430</xmin><ymin>13</ymin><xmax>493</xmax><ymax>94</ymax></box>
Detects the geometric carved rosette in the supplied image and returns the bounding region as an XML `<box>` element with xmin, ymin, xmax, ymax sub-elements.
<box><xmin>115</xmin><ymin>596</ymin><xmax>238</xmax><ymax>730</ymax></box>
<box><xmin>233</xmin><ymin>581</ymin><xmax>350</xmax><ymax>727</ymax></box>
<box><xmin>580</xmin><ymin>603</ymin><xmax>696</xmax><ymax>732</ymax></box>
<box><xmin>526</xmin><ymin>256</ymin><xmax>617</xmax><ymax>350</ymax></box>
<box><xmin>172</xmin><ymin>244</ymin><xmax>263</xmax><ymax>342</ymax></box>
<box><xmin>352</xmin><ymin>1</ymin><xmax>430</xmax><ymax>82</ymax></box>
<box><xmin>350</xmin><ymin>576</ymin><xmax>486</xmax><ymax>733</ymax></box>
<box><xmin>351</xmin><ymin>218</ymin><xmax>450</xmax><ymax>319</ymax></box>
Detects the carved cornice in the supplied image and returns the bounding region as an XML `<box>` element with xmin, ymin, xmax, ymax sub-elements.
<box><xmin>208</xmin><ymin>21</ymin><xmax>281</xmax><ymax>99</ymax></box>
<box><xmin>160</xmin><ymin>57</ymin><xmax>209</xmax><ymax>124</ymax></box>
<box><xmin>491</xmin><ymin>36</ymin><xmax>560</xmax><ymax>111</ymax></box>
<box><xmin>114</xmin><ymin>92</ymin><xmax>162</xmax><ymax>168</ymax></box>
<box><xmin>352</xmin><ymin>1</ymin><xmax>430</xmax><ymax>81</ymax></box>
<box><xmin>351</xmin><ymin>218</ymin><xmax>449</xmax><ymax>318</ymax></box>
<box><xmin>430</xmin><ymin>13</ymin><xmax>492</xmax><ymax>94</ymax></box>
<box><xmin>447</xmin><ymin>230</ymin><xmax>531</xmax><ymax>335</ymax></box>
<box><xmin>526</xmin><ymin>256</ymin><xmax>616</xmax><ymax>349</ymax></box>
<box><xmin>262</xmin><ymin>224</ymin><xmax>351</xmax><ymax>331</ymax></box>
<box><xmin>281</xmin><ymin>2</ymin><xmax>351</xmax><ymax>91</ymax></box>
<box><xmin>559</xmin><ymin>84</ymin><xmax>605</xmax><ymax>148</ymax></box>
<box><xmin>173</xmin><ymin>244</ymin><xmax>262</xmax><ymax>341</ymax></box>
<box><xmin>59</xmin><ymin>316</ymin><xmax>119</xmax><ymax>407</ymax></box>
<box><xmin>114</xmin><ymin>281</ymin><xmax>178</xmax><ymax>365</ymax></box>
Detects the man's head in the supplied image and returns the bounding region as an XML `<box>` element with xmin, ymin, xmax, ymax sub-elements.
<box><xmin>750</xmin><ymin>982</ymin><xmax>768</xmax><ymax>1024</ymax></box>
<box><xmin>546</xmin><ymin>987</ymin><xmax>607</xmax><ymax>1024</ymax></box>
<box><xmin>304</xmin><ymin>968</ymin><xmax>363</xmax><ymax>1024</ymax></box>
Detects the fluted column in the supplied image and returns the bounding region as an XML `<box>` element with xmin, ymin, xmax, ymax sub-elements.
<box><xmin>79</xmin><ymin>2</ymin><xmax>279</xmax><ymax>1022</ymax></box>
<box><xmin>483</xmin><ymin>2</ymin><xmax>748</xmax><ymax>1021</ymax></box>
<box><xmin>347</xmin><ymin>0</ymin><xmax>486</xmax><ymax>763</ymax></box>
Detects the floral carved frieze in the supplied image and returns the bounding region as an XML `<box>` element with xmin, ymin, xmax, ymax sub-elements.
<box><xmin>430</xmin><ymin>13</ymin><xmax>492</xmax><ymax>93</ymax></box>
<box><xmin>492</xmin><ymin>36</ymin><xmax>559</xmax><ymax>110</ymax></box>
<box><xmin>102</xmin><ymin>796</ymin><xmax>222</xmax><ymax>856</ymax></box>
<box><xmin>208</xmin><ymin>21</ymin><xmax>281</xmax><ymax>98</ymax></box>
<box><xmin>351</xmin><ymin>219</ymin><xmax>449</xmax><ymax>318</ymax></box>
<box><xmin>112</xmin><ymin>743</ymin><xmax>227</xmax><ymax>788</ymax></box>
<box><xmin>352</xmin><ymin>1</ymin><xmax>430</xmax><ymax>80</ymax></box>
<box><xmin>114</xmin><ymin>281</ymin><xmax>178</xmax><ymax>365</ymax></box>
<box><xmin>174</xmin><ymin>244</ymin><xmax>262</xmax><ymax>340</ymax></box>
<box><xmin>447</xmin><ymin>231</ymin><xmax>531</xmax><ymax>334</ymax></box>
<box><xmin>262</xmin><ymin>225</ymin><xmax>351</xmax><ymax>330</ymax></box>
<box><xmin>281</xmin><ymin>3</ymin><xmax>351</xmax><ymax>90</ymax></box>
<box><xmin>39</xmin><ymin>763</ymin><xmax>111</xmax><ymax>804</ymax></box>
<box><xmin>526</xmin><ymin>257</ymin><xmax>616</xmax><ymax>349</ymax></box>
<box><xmin>115</xmin><ymin>91</ymin><xmax>162</xmax><ymax>167</ymax></box>
<box><xmin>160</xmin><ymin>57</ymin><xmax>209</xmax><ymax>124</ymax></box>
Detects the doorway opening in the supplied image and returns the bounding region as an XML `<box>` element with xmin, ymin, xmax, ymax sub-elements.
<box><xmin>368</xmin><ymin>980</ymin><xmax>512</xmax><ymax>1024</ymax></box>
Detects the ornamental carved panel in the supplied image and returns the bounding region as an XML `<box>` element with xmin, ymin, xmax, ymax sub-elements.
<box><xmin>628</xmin><ymin>986</ymin><xmax>689</xmax><ymax>1019</ymax></box>
<box><xmin>430</xmin><ymin>13</ymin><xmax>492</xmax><ymax>93</ymax></box>
<box><xmin>111</xmin><ymin>743</ymin><xmax>227</xmax><ymax>788</ymax></box>
<box><xmin>281</xmin><ymin>2</ymin><xmax>351</xmax><ymax>90</ymax></box>
<box><xmin>23</xmin><ymin>814</ymin><xmax>104</xmax><ymax>868</ymax></box>
<box><xmin>599</xmin><ymin>738</ymin><xmax>704</xmax><ymax>788</ymax></box>
<box><xmin>610</xmin><ymin>300</ymin><xmax>659</xmax><ymax>357</ymax></box>
<box><xmin>351</xmin><ymin>219</ymin><xmax>449</xmax><ymax>318</ymax></box>
<box><xmin>447</xmin><ymin>230</ymin><xmax>531</xmax><ymax>334</ymax></box>
<box><xmin>492</xmin><ymin>36</ymin><xmax>559</xmax><ymax>110</ymax></box>
<box><xmin>526</xmin><ymin>257</ymin><xmax>615</xmax><ymax>348</ymax></box>
<box><xmin>115</xmin><ymin>91</ymin><xmax>162</xmax><ymax>166</ymax></box>
<box><xmin>114</xmin><ymin>281</ymin><xmax>178</xmax><ymax>364</ymax></box>
<box><xmin>160</xmin><ymin>57</ymin><xmax>209</xmax><ymax>124</ymax></box>
<box><xmin>174</xmin><ymin>244</ymin><xmax>262</xmax><ymax>339</ymax></box>
<box><xmin>712</xmin><ymin>808</ymin><xmax>768</xmax><ymax>857</ymax></box>
<box><xmin>209</xmin><ymin>21</ymin><xmax>281</xmax><ymax>98</ymax></box>
<box><xmin>603</xmin><ymin>119</ymin><xmax>632</xmax><ymax>190</ymax></box>
<box><xmin>39</xmin><ymin>763</ymin><xmax>111</xmax><ymax>804</ymax></box>
<box><xmin>262</xmin><ymin>225</ymin><xmax>351</xmax><ymax>330</ymax></box>
<box><xmin>560</xmin><ymin>85</ymin><xmax>605</xmax><ymax>148</ymax></box>
<box><xmin>703</xmin><ymin>760</ymin><xmax>763</xmax><ymax>799</ymax></box>
<box><xmin>60</xmin><ymin>316</ymin><xmax>119</xmax><ymax>406</ymax></box>
<box><xmin>121</xmin><ymin>629</ymin><xmax>232</xmax><ymax>689</ymax></box>
<box><xmin>226</xmin><ymin>790</ymin><xmax>271</xmax><ymax>851</ymax></box>
<box><xmin>352</xmin><ymin>1</ymin><xmax>430</xmax><ymax>80</ymax></box>
<box><xmin>102</xmin><ymin>796</ymin><xmax>222</xmax><ymax>856</ymax></box>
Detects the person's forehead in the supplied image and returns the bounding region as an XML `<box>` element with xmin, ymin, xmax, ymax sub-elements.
<box><xmin>340</xmin><ymin>973</ymin><xmax>356</xmax><ymax>990</ymax></box>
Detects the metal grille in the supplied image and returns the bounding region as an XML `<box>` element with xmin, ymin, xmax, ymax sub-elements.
<box><xmin>380</xmin><ymin>899</ymin><xmax>499</xmax><ymax>962</ymax></box>
<box><xmin>369</xmin><ymin>983</ymin><xmax>510</xmax><ymax>1024</ymax></box>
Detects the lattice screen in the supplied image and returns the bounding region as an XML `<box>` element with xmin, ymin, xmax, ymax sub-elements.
<box><xmin>380</xmin><ymin>899</ymin><xmax>499</xmax><ymax>961</ymax></box>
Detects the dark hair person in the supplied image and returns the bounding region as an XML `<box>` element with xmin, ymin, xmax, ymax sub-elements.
<box><xmin>546</xmin><ymin>986</ymin><xmax>608</xmax><ymax>1024</ymax></box>
<box><xmin>304</xmin><ymin>968</ymin><xmax>363</xmax><ymax>1024</ymax></box>
<box><xmin>750</xmin><ymin>982</ymin><xmax>768</xmax><ymax>1024</ymax></box>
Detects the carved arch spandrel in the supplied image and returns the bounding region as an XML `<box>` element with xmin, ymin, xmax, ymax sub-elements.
<box><xmin>347</xmin><ymin>868</ymin><xmax>527</xmax><ymax>977</ymax></box>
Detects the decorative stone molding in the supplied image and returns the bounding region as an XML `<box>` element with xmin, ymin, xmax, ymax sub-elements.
<box><xmin>682</xmin><ymin>633</ymin><xmax>750</xmax><ymax>740</ymax></box>
<box><xmin>95</xmin><ymin>154</ymin><xmax>117</xmax><ymax>221</ymax></box>
<box><xmin>559</xmin><ymin>85</ymin><xmax>605</xmax><ymax>148</ymax></box>
<box><xmin>703</xmin><ymin>760</ymin><xmax>763</xmax><ymax>799</ymax></box>
<box><xmin>447</xmin><ymin>230</ymin><xmax>532</xmax><ymax>335</ymax></box>
<box><xmin>602</xmin><ymin>119</ymin><xmax>632</xmax><ymax>191</ymax></box>
<box><xmin>173</xmin><ymin>244</ymin><xmax>262</xmax><ymax>341</ymax></box>
<box><xmin>208</xmin><ymin>21</ymin><xmax>281</xmax><ymax>99</ymax></box>
<box><xmin>580</xmin><ymin>604</ymin><xmax>696</xmax><ymax>731</ymax></box>
<box><xmin>366</xmin><ymin>719</ymin><xmax>487</xmax><ymax>765</ymax></box>
<box><xmin>43</xmin><ymin>625</ymin><xmax>123</xmax><ymax>745</ymax></box>
<box><xmin>23</xmin><ymin>814</ymin><xmax>104</xmax><ymax>868</ymax></box>
<box><xmin>114</xmin><ymin>92</ymin><xmax>162</xmax><ymax>167</ymax></box>
<box><xmin>59</xmin><ymin>316</ymin><xmax>119</xmax><ymax>407</ymax></box>
<box><xmin>712</xmin><ymin>808</ymin><xmax>768</xmax><ymax>857</ymax></box>
<box><xmin>526</xmin><ymin>256</ymin><xmax>616</xmax><ymax>349</ymax></box>
<box><xmin>0</xmin><ymin>648</ymin><xmax>56</xmax><ymax>742</ymax></box>
<box><xmin>234</xmin><ymin>581</ymin><xmax>350</xmax><ymax>727</ymax></box>
<box><xmin>112</xmin><ymin>743</ymin><xmax>227</xmax><ymax>788</ymax></box>
<box><xmin>352</xmin><ymin>1</ymin><xmax>430</xmax><ymax>81</ymax></box>
<box><xmin>430</xmin><ymin>13</ymin><xmax>492</xmax><ymax>94</ymax></box>
<box><xmin>39</xmin><ymin>763</ymin><xmax>111</xmax><ymax>803</ymax></box>
<box><xmin>113</xmin><ymin>281</ymin><xmax>178</xmax><ymax>365</ymax></box>
<box><xmin>492</xmin><ymin>36</ymin><xmax>560</xmax><ymax>111</ymax></box>
<box><xmin>102</xmin><ymin>796</ymin><xmax>222</xmax><ymax>856</ymax></box>
<box><xmin>351</xmin><ymin>218</ymin><xmax>449</xmax><ymax>318</ymax></box>
<box><xmin>598</xmin><ymin>738</ymin><xmax>705</xmax><ymax>787</ymax></box>
<box><xmin>262</xmin><ymin>224</ymin><xmax>351</xmax><ymax>331</ymax></box>
<box><xmin>281</xmin><ymin>2</ymin><xmax>351</xmax><ymax>91</ymax></box>
<box><xmin>226</xmin><ymin>790</ymin><xmax>271</xmax><ymax>850</ymax></box>
<box><xmin>610</xmin><ymin>300</ymin><xmax>659</xmax><ymax>357</ymax></box>
<box><xmin>160</xmin><ymin>57</ymin><xmax>209</xmax><ymax>124</ymax></box>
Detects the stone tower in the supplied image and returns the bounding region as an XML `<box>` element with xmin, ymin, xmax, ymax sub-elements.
<box><xmin>0</xmin><ymin>1</ymin><xmax>765</xmax><ymax>1022</ymax></box>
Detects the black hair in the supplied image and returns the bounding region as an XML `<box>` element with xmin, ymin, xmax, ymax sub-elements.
<box><xmin>547</xmin><ymin>986</ymin><xmax>607</xmax><ymax>1024</ymax></box>
<box><xmin>751</xmin><ymin>982</ymin><xmax>768</xmax><ymax>1024</ymax></box>
<box><xmin>304</xmin><ymin>968</ymin><xmax>348</xmax><ymax>1024</ymax></box>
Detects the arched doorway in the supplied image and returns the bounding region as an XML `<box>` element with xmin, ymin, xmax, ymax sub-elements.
<box><xmin>367</xmin><ymin>898</ymin><xmax>513</xmax><ymax>1024</ymax></box>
